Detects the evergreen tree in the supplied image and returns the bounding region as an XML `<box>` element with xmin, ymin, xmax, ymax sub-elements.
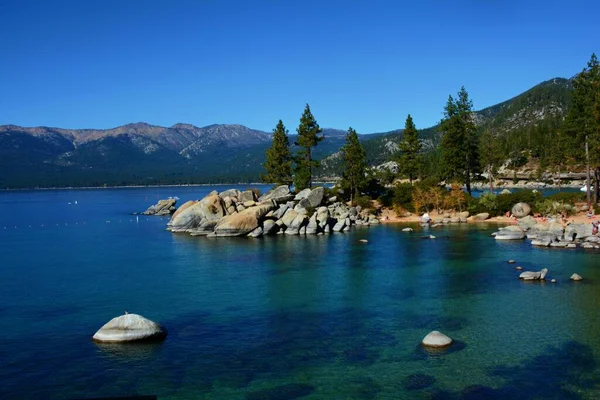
<box><xmin>293</xmin><ymin>104</ymin><xmax>324</xmax><ymax>191</ymax></box>
<box><xmin>478</xmin><ymin>129</ymin><xmax>502</xmax><ymax>193</ymax></box>
<box><xmin>262</xmin><ymin>120</ymin><xmax>292</xmax><ymax>186</ymax></box>
<box><xmin>565</xmin><ymin>53</ymin><xmax>600</xmax><ymax>205</ymax></box>
<box><xmin>340</xmin><ymin>127</ymin><xmax>367</xmax><ymax>205</ymax></box>
<box><xmin>440</xmin><ymin>87</ymin><xmax>479</xmax><ymax>194</ymax></box>
<box><xmin>398</xmin><ymin>114</ymin><xmax>422</xmax><ymax>184</ymax></box>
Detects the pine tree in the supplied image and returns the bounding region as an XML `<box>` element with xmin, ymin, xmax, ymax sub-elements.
<box><xmin>262</xmin><ymin>120</ymin><xmax>292</xmax><ymax>186</ymax></box>
<box><xmin>398</xmin><ymin>114</ymin><xmax>422</xmax><ymax>184</ymax></box>
<box><xmin>565</xmin><ymin>53</ymin><xmax>600</xmax><ymax>206</ymax></box>
<box><xmin>340</xmin><ymin>127</ymin><xmax>367</xmax><ymax>205</ymax></box>
<box><xmin>293</xmin><ymin>104</ymin><xmax>323</xmax><ymax>191</ymax></box>
<box><xmin>440</xmin><ymin>87</ymin><xmax>479</xmax><ymax>194</ymax></box>
<box><xmin>478</xmin><ymin>129</ymin><xmax>502</xmax><ymax>193</ymax></box>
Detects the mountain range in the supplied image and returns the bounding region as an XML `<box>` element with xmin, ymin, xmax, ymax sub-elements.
<box><xmin>0</xmin><ymin>77</ymin><xmax>572</xmax><ymax>188</ymax></box>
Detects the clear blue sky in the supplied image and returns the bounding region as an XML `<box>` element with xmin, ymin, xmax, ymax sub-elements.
<box><xmin>1</xmin><ymin>0</ymin><xmax>598</xmax><ymax>133</ymax></box>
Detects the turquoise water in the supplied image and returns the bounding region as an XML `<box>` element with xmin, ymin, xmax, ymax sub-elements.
<box><xmin>2</xmin><ymin>186</ymin><xmax>600</xmax><ymax>399</ymax></box>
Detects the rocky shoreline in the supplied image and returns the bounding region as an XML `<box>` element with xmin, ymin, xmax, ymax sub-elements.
<box><xmin>162</xmin><ymin>185</ymin><xmax>379</xmax><ymax>237</ymax></box>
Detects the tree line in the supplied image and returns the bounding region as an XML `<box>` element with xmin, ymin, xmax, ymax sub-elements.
<box><xmin>263</xmin><ymin>53</ymin><xmax>600</xmax><ymax>209</ymax></box>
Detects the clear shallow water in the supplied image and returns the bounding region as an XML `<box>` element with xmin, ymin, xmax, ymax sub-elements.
<box><xmin>2</xmin><ymin>186</ymin><xmax>600</xmax><ymax>399</ymax></box>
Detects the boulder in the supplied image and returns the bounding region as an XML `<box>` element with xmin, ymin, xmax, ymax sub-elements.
<box><xmin>273</xmin><ymin>204</ymin><xmax>290</xmax><ymax>219</ymax></box>
<box><xmin>167</xmin><ymin>194</ymin><xmax>225</xmax><ymax>232</ymax></box>
<box><xmin>517</xmin><ymin>215</ymin><xmax>537</xmax><ymax>230</ymax></box>
<box><xmin>143</xmin><ymin>198</ymin><xmax>177</xmax><ymax>216</ymax></box>
<box><xmin>458</xmin><ymin>211</ymin><xmax>469</xmax><ymax>219</ymax></box>
<box><xmin>494</xmin><ymin>226</ymin><xmax>525</xmax><ymax>240</ymax></box>
<box><xmin>307</xmin><ymin>187</ymin><xmax>325</xmax><ymax>208</ymax></box>
<box><xmin>219</xmin><ymin>189</ymin><xmax>241</xmax><ymax>199</ymax></box>
<box><xmin>402</xmin><ymin>227</ymin><xmax>413</xmax><ymax>232</ymax></box>
<box><xmin>473</xmin><ymin>213</ymin><xmax>490</xmax><ymax>221</ymax></box>
<box><xmin>289</xmin><ymin>213</ymin><xmax>308</xmax><ymax>231</ymax></box>
<box><xmin>239</xmin><ymin>190</ymin><xmax>256</xmax><ymax>203</ymax></box>
<box><xmin>512</xmin><ymin>202</ymin><xmax>531</xmax><ymax>218</ymax></box>
<box><xmin>92</xmin><ymin>313</ymin><xmax>167</xmax><ymax>343</ymax></box>
<box><xmin>214</xmin><ymin>202</ymin><xmax>275</xmax><ymax>236</ymax></box>
<box><xmin>565</xmin><ymin>223</ymin><xmax>593</xmax><ymax>241</ymax></box>
<box><xmin>421</xmin><ymin>331</ymin><xmax>453</xmax><ymax>348</ymax></box>
<box><xmin>519</xmin><ymin>268</ymin><xmax>548</xmax><ymax>281</ymax></box>
<box><xmin>294</xmin><ymin>198</ymin><xmax>311</xmax><ymax>214</ymax></box>
<box><xmin>263</xmin><ymin>219</ymin><xmax>278</xmax><ymax>235</ymax></box>
<box><xmin>332</xmin><ymin>219</ymin><xmax>346</xmax><ymax>232</ymax></box>
<box><xmin>280</xmin><ymin>209</ymin><xmax>299</xmax><ymax>227</ymax></box>
<box><xmin>259</xmin><ymin>185</ymin><xmax>292</xmax><ymax>203</ymax></box>
<box><xmin>570</xmin><ymin>273</ymin><xmax>583</xmax><ymax>281</ymax></box>
<box><xmin>294</xmin><ymin>188</ymin><xmax>311</xmax><ymax>201</ymax></box>
<box><xmin>306</xmin><ymin>214</ymin><xmax>318</xmax><ymax>234</ymax></box>
<box><xmin>247</xmin><ymin>226</ymin><xmax>263</xmax><ymax>238</ymax></box>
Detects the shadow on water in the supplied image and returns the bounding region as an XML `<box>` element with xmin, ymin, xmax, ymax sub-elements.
<box><xmin>419</xmin><ymin>341</ymin><xmax>599</xmax><ymax>400</ymax></box>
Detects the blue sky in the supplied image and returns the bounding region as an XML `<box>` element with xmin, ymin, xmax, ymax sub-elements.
<box><xmin>1</xmin><ymin>0</ymin><xmax>598</xmax><ymax>133</ymax></box>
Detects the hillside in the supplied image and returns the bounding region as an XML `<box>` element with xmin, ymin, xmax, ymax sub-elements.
<box><xmin>0</xmin><ymin>77</ymin><xmax>574</xmax><ymax>188</ymax></box>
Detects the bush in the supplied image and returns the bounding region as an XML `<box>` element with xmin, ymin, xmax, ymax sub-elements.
<box><xmin>355</xmin><ymin>195</ymin><xmax>374</xmax><ymax>210</ymax></box>
<box><xmin>495</xmin><ymin>190</ymin><xmax>543</xmax><ymax>216</ymax></box>
<box><xmin>392</xmin><ymin>183</ymin><xmax>414</xmax><ymax>212</ymax></box>
<box><xmin>534</xmin><ymin>199</ymin><xmax>576</xmax><ymax>217</ymax></box>
<box><xmin>546</xmin><ymin>192</ymin><xmax>585</xmax><ymax>204</ymax></box>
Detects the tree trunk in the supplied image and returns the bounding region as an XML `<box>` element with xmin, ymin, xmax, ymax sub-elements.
<box><xmin>594</xmin><ymin>167</ymin><xmax>600</xmax><ymax>207</ymax></box>
<box><xmin>307</xmin><ymin>148</ymin><xmax>312</xmax><ymax>189</ymax></box>
<box><xmin>465</xmin><ymin>167</ymin><xmax>471</xmax><ymax>195</ymax></box>
<box><xmin>586</xmin><ymin>139</ymin><xmax>591</xmax><ymax>209</ymax></box>
<box><xmin>488</xmin><ymin>165</ymin><xmax>494</xmax><ymax>194</ymax></box>
<box><xmin>556</xmin><ymin>166</ymin><xmax>561</xmax><ymax>192</ymax></box>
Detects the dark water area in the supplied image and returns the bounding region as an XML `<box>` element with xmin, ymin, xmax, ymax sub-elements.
<box><xmin>2</xmin><ymin>186</ymin><xmax>600</xmax><ymax>399</ymax></box>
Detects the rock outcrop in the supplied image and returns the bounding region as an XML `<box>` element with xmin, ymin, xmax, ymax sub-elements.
<box><xmin>494</xmin><ymin>226</ymin><xmax>526</xmax><ymax>240</ymax></box>
<box><xmin>167</xmin><ymin>186</ymin><xmax>379</xmax><ymax>238</ymax></box>
<box><xmin>92</xmin><ymin>313</ymin><xmax>167</xmax><ymax>343</ymax></box>
<box><xmin>142</xmin><ymin>198</ymin><xmax>177</xmax><ymax>216</ymax></box>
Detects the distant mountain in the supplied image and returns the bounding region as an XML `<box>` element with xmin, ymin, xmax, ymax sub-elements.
<box><xmin>0</xmin><ymin>78</ymin><xmax>574</xmax><ymax>188</ymax></box>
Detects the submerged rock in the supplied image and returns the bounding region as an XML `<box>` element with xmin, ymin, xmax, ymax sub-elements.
<box><xmin>402</xmin><ymin>227</ymin><xmax>413</xmax><ymax>232</ymax></box>
<box><xmin>422</xmin><ymin>331</ymin><xmax>453</xmax><ymax>348</ymax></box>
<box><xmin>93</xmin><ymin>313</ymin><xmax>167</xmax><ymax>343</ymax></box>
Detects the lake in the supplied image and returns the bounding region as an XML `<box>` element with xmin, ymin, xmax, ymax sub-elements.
<box><xmin>2</xmin><ymin>185</ymin><xmax>600</xmax><ymax>399</ymax></box>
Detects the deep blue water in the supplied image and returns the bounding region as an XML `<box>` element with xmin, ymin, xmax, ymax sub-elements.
<box><xmin>2</xmin><ymin>186</ymin><xmax>600</xmax><ymax>399</ymax></box>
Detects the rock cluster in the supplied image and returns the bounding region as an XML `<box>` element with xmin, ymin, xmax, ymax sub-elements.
<box><xmin>142</xmin><ymin>198</ymin><xmax>177</xmax><ymax>216</ymax></box>
<box><xmin>167</xmin><ymin>186</ymin><xmax>379</xmax><ymax>237</ymax></box>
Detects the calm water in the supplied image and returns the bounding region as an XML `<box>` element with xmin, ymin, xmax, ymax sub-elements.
<box><xmin>2</xmin><ymin>186</ymin><xmax>600</xmax><ymax>400</ymax></box>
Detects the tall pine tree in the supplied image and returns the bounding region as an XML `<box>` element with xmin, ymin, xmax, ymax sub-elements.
<box><xmin>398</xmin><ymin>114</ymin><xmax>422</xmax><ymax>184</ymax></box>
<box><xmin>440</xmin><ymin>87</ymin><xmax>479</xmax><ymax>194</ymax></box>
<box><xmin>340</xmin><ymin>127</ymin><xmax>367</xmax><ymax>205</ymax></box>
<box><xmin>478</xmin><ymin>129</ymin><xmax>502</xmax><ymax>193</ymax></box>
<box><xmin>294</xmin><ymin>104</ymin><xmax>323</xmax><ymax>191</ymax></box>
<box><xmin>565</xmin><ymin>53</ymin><xmax>600</xmax><ymax>205</ymax></box>
<box><xmin>262</xmin><ymin>120</ymin><xmax>292</xmax><ymax>186</ymax></box>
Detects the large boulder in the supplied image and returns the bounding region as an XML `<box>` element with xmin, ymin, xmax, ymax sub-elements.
<box><xmin>214</xmin><ymin>202</ymin><xmax>275</xmax><ymax>236</ymax></box>
<box><xmin>307</xmin><ymin>187</ymin><xmax>324</xmax><ymax>208</ymax></box>
<box><xmin>472</xmin><ymin>212</ymin><xmax>490</xmax><ymax>221</ymax></box>
<box><xmin>294</xmin><ymin>188</ymin><xmax>312</xmax><ymax>201</ymax></box>
<box><xmin>219</xmin><ymin>189</ymin><xmax>241</xmax><ymax>199</ymax></box>
<box><xmin>280</xmin><ymin>209</ymin><xmax>299</xmax><ymax>228</ymax></box>
<box><xmin>517</xmin><ymin>215</ymin><xmax>537</xmax><ymax>230</ymax></box>
<box><xmin>259</xmin><ymin>185</ymin><xmax>293</xmax><ymax>203</ymax></box>
<box><xmin>143</xmin><ymin>198</ymin><xmax>177</xmax><ymax>216</ymax></box>
<box><xmin>519</xmin><ymin>268</ymin><xmax>548</xmax><ymax>281</ymax></box>
<box><xmin>565</xmin><ymin>223</ymin><xmax>593</xmax><ymax>241</ymax></box>
<box><xmin>92</xmin><ymin>313</ymin><xmax>167</xmax><ymax>343</ymax></box>
<box><xmin>494</xmin><ymin>225</ymin><xmax>526</xmax><ymax>240</ymax></box>
<box><xmin>239</xmin><ymin>190</ymin><xmax>256</xmax><ymax>203</ymax></box>
<box><xmin>167</xmin><ymin>194</ymin><xmax>225</xmax><ymax>232</ymax></box>
<box><xmin>512</xmin><ymin>203</ymin><xmax>531</xmax><ymax>218</ymax></box>
<box><xmin>422</xmin><ymin>331</ymin><xmax>453</xmax><ymax>348</ymax></box>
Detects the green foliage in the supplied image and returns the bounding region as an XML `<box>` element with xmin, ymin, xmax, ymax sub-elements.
<box><xmin>534</xmin><ymin>199</ymin><xmax>576</xmax><ymax>217</ymax></box>
<box><xmin>440</xmin><ymin>87</ymin><xmax>479</xmax><ymax>193</ymax></box>
<box><xmin>294</xmin><ymin>104</ymin><xmax>324</xmax><ymax>191</ymax></box>
<box><xmin>398</xmin><ymin>114</ymin><xmax>422</xmax><ymax>184</ymax></box>
<box><xmin>546</xmin><ymin>191</ymin><xmax>585</xmax><ymax>204</ymax></box>
<box><xmin>340</xmin><ymin>127</ymin><xmax>368</xmax><ymax>204</ymax></box>
<box><xmin>478</xmin><ymin>193</ymin><xmax>498</xmax><ymax>211</ymax></box>
<box><xmin>262</xmin><ymin>120</ymin><xmax>292</xmax><ymax>186</ymax></box>
<box><xmin>392</xmin><ymin>183</ymin><xmax>414</xmax><ymax>211</ymax></box>
<box><xmin>355</xmin><ymin>195</ymin><xmax>373</xmax><ymax>210</ymax></box>
<box><xmin>478</xmin><ymin>129</ymin><xmax>503</xmax><ymax>191</ymax></box>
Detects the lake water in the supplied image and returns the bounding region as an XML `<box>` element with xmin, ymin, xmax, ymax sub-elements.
<box><xmin>2</xmin><ymin>186</ymin><xmax>600</xmax><ymax>399</ymax></box>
